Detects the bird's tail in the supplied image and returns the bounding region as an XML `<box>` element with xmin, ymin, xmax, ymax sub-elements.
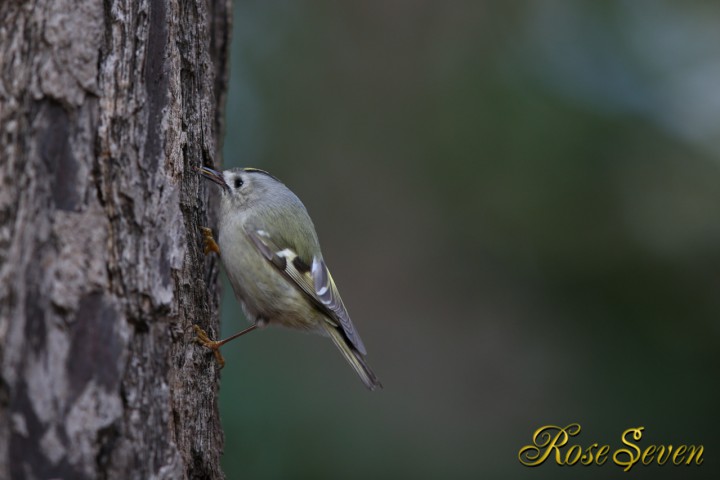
<box><xmin>323</xmin><ymin>323</ymin><xmax>382</xmax><ymax>391</ymax></box>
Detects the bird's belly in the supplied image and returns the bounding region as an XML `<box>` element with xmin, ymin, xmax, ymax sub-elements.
<box><xmin>218</xmin><ymin>229</ymin><xmax>320</xmax><ymax>330</ymax></box>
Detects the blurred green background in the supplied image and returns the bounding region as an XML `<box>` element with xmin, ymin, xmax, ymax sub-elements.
<box><xmin>218</xmin><ymin>1</ymin><xmax>720</xmax><ymax>479</ymax></box>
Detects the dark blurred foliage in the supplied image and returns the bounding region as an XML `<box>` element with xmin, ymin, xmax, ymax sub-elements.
<box><xmin>218</xmin><ymin>1</ymin><xmax>720</xmax><ymax>479</ymax></box>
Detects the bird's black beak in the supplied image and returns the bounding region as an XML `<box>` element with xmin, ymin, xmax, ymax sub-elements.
<box><xmin>198</xmin><ymin>166</ymin><xmax>230</xmax><ymax>192</ymax></box>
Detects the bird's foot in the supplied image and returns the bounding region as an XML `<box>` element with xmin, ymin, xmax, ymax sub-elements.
<box><xmin>193</xmin><ymin>324</ymin><xmax>226</xmax><ymax>368</ymax></box>
<box><xmin>200</xmin><ymin>227</ymin><xmax>221</xmax><ymax>256</ymax></box>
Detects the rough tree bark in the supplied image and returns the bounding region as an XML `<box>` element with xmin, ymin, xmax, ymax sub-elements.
<box><xmin>0</xmin><ymin>0</ymin><xmax>231</xmax><ymax>478</ymax></box>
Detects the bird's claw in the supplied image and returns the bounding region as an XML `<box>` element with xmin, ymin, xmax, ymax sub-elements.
<box><xmin>193</xmin><ymin>324</ymin><xmax>226</xmax><ymax>369</ymax></box>
<box><xmin>200</xmin><ymin>227</ymin><xmax>221</xmax><ymax>256</ymax></box>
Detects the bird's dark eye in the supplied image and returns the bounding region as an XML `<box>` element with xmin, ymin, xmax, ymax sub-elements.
<box><xmin>234</xmin><ymin>177</ymin><xmax>243</xmax><ymax>189</ymax></box>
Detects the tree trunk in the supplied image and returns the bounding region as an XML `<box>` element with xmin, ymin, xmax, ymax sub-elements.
<box><xmin>0</xmin><ymin>0</ymin><xmax>231</xmax><ymax>478</ymax></box>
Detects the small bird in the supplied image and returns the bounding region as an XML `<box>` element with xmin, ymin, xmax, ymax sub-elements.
<box><xmin>194</xmin><ymin>166</ymin><xmax>382</xmax><ymax>390</ymax></box>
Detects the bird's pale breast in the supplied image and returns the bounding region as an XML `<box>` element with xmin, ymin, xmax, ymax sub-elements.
<box><xmin>218</xmin><ymin>219</ymin><xmax>322</xmax><ymax>331</ymax></box>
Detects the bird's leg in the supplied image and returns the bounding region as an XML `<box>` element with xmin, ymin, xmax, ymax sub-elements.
<box><xmin>200</xmin><ymin>226</ymin><xmax>221</xmax><ymax>255</ymax></box>
<box><xmin>193</xmin><ymin>324</ymin><xmax>259</xmax><ymax>368</ymax></box>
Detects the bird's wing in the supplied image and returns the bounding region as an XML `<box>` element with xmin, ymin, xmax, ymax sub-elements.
<box><xmin>245</xmin><ymin>226</ymin><xmax>367</xmax><ymax>355</ymax></box>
